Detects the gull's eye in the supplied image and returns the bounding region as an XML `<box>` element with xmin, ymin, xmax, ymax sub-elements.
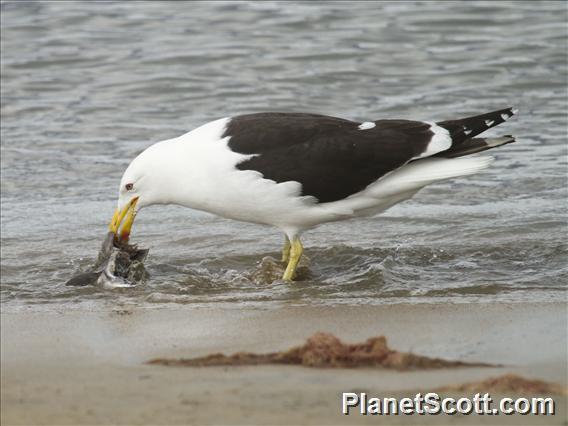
<box><xmin>125</xmin><ymin>183</ymin><xmax>134</xmax><ymax>191</ymax></box>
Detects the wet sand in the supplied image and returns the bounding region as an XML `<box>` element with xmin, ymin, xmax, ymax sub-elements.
<box><xmin>1</xmin><ymin>302</ymin><xmax>566</xmax><ymax>425</ymax></box>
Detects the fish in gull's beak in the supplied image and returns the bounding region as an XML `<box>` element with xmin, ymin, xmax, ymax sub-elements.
<box><xmin>109</xmin><ymin>196</ymin><xmax>139</xmax><ymax>242</ymax></box>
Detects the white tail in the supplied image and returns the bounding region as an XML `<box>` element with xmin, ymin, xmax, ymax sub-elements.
<box><xmin>365</xmin><ymin>156</ymin><xmax>494</xmax><ymax>198</ymax></box>
<box><xmin>323</xmin><ymin>156</ymin><xmax>494</xmax><ymax>218</ymax></box>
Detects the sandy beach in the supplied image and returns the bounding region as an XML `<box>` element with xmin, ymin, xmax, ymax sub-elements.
<box><xmin>1</xmin><ymin>302</ymin><xmax>566</xmax><ymax>425</ymax></box>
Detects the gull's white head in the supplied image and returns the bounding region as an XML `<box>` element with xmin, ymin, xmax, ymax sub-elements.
<box><xmin>110</xmin><ymin>139</ymin><xmax>180</xmax><ymax>241</ymax></box>
<box><xmin>108</xmin><ymin>117</ymin><xmax>231</xmax><ymax>242</ymax></box>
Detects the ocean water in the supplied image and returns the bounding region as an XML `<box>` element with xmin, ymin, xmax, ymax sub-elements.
<box><xmin>1</xmin><ymin>1</ymin><xmax>566</xmax><ymax>311</ymax></box>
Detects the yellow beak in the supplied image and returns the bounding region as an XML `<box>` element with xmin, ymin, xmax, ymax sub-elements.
<box><xmin>109</xmin><ymin>197</ymin><xmax>139</xmax><ymax>242</ymax></box>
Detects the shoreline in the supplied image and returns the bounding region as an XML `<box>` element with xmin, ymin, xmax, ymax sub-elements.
<box><xmin>2</xmin><ymin>302</ymin><xmax>566</xmax><ymax>425</ymax></box>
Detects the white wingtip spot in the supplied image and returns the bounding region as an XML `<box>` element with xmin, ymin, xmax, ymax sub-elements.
<box><xmin>501</xmin><ymin>113</ymin><xmax>509</xmax><ymax>120</ymax></box>
<box><xmin>511</xmin><ymin>108</ymin><xmax>519</xmax><ymax>115</ymax></box>
<box><xmin>358</xmin><ymin>121</ymin><xmax>376</xmax><ymax>130</ymax></box>
<box><xmin>464</xmin><ymin>129</ymin><xmax>472</xmax><ymax>135</ymax></box>
<box><xmin>485</xmin><ymin>119</ymin><xmax>495</xmax><ymax>127</ymax></box>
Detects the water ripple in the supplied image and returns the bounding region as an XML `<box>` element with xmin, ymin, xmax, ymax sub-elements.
<box><xmin>1</xmin><ymin>1</ymin><xmax>567</xmax><ymax>310</ymax></box>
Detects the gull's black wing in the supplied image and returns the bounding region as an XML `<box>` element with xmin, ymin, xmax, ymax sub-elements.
<box><xmin>224</xmin><ymin>112</ymin><xmax>436</xmax><ymax>203</ymax></box>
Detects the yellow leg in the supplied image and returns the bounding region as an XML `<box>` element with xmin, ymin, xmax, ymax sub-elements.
<box><xmin>282</xmin><ymin>238</ymin><xmax>303</xmax><ymax>281</ymax></box>
<box><xmin>281</xmin><ymin>236</ymin><xmax>291</xmax><ymax>263</ymax></box>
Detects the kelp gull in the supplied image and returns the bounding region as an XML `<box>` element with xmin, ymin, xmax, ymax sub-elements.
<box><xmin>109</xmin><ymin>107</ymin><xmax>517</xmax><ymax>280</ymax></box>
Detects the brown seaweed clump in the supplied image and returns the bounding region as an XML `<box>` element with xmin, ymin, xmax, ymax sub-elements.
<box><xmin>148</xmin><ymin>332</ymin><xmax>493</xmax><ymax>370</ymax></box>
<box><xmin>438</xmin><ymin>374</ymin><xmax>567</xmax><ymax>396</ymax></box>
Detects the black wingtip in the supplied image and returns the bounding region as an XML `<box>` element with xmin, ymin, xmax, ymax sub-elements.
<box><xmin>437</xmin><ymin>107</ymin><xmax>518</xmax><ymax>142</ymax></box>
<box><xmin>432</xmin><ymin>134</ymin><xmax>516</xmax><ymax>159</ymax></box>
<box><xmin>505</xmin><ymin>107</ymin><xmax>519</xmax><ymax>117</ymax></box>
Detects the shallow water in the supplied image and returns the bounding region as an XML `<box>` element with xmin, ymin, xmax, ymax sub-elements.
<box><xmin>1</xmin><ymin>1</ymin><xmax>567</xmax><ymax>311</ymax></box>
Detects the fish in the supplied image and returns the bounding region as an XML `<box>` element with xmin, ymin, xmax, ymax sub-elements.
<box><xmin>65</xmin><ymin>232</ymin><xmax>149</xmax><ymax>288</ymax></box>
